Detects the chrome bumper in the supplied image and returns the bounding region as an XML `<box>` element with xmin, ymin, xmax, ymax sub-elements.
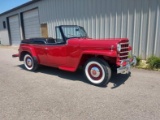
<box><xmin>117</xmin><ymin>56</ymin><xmax>137</xmax><ymax>74</ymax></box>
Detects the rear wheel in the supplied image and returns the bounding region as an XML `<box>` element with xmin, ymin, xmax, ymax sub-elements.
<box><xmin>24</xmin><ymin>54</ymin><xmax>38</xmax><ymax>71</ymax></box>
<box><xmin>84</xmin><ymin>58</ymin><xmax>111</xmax><ymax>86</ymax></box>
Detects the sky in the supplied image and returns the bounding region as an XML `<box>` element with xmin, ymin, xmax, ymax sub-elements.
<box><xmin>0</xmin><ymin>0</ymin><xmax>30</xmax><ymax>14</ymax></box>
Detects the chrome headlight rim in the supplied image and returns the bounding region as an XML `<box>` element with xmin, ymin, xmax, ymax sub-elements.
<box><xmin>117</xmin><ymin>44</ymin><xmax>122</xmax><ymax>52</ymax></box>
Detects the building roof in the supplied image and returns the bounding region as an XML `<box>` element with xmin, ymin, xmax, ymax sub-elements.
<box><xmin>0</xmin><ymin>0</ymin><xmax>41</xmax><ymax>16</ymax></box>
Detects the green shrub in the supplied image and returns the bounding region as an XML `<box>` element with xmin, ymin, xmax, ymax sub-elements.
<box><xmin>147</xmin><ymin>56</ymin><xmax>160</xmax><ymax>69</ymax></box>
<box><xmin>136</xmin><ymin>57</ymin><xmax>141</xmax><ymax>66</ymax></box>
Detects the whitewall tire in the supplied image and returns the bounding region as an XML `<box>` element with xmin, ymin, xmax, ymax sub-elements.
<box><xmin>24</xmin><ymin>54</ymin><xmax>38</xmax><ymax>71</ymax></box>
<box><xmin>84</xmin><ymin>58</ymin><xmax>111</xmax><ymax>86</ymax></box>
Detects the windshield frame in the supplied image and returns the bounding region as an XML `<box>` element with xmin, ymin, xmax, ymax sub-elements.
<box><xmin>61</xmin><ymin>25</ymin><xmax>88</xmax><ymax>39</ymax></box>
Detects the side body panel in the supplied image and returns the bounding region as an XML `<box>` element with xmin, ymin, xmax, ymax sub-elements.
<box><xmin>59</xmin><ymin>38</ymin><xmax>122</xmax><ymax>72</ymax></box>
<box><xmin>19</xmin><ymin>38</ymin><xmax>129</xmax><ymax>72</ymax></box>
<box><xmin>45</xmin><ymin>45</ymin><xmax>67</xmax><ymax>67</ymax></box>
<box><xmin>20</xmin><ymin>44</ymin><xmax>67</xmax><ymax>67</ymax></box>
<box><xmin>32</xmin><ymin>45</ymin><xmax>49</xmax><ymax>66</ymax></box>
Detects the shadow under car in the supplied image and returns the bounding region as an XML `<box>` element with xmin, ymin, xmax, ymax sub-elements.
<box><xmin>18</xmin><ymin>64</ymin><xmax>131</xmax><ymax>88</ymax></box>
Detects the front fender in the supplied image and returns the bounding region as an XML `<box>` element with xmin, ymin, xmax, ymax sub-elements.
<box><xmin>74</xmin><ymin>50</ymin><xmax>117</xmax><ymax>71</ymax></box>
<box><xmin>60</xmin><ymin>50</ymin><xmax>117</xmax><ymax>72</ymax></box>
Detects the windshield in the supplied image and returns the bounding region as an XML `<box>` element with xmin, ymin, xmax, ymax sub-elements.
<box><xmin>61</xmin><ymin>26</ymin><xmax>88</xmax><ymax>39</ymax></box>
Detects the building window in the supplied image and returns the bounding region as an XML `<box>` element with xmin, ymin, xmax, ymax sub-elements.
<box><xmin>3</xmin><ymin>21</ymin><xmax>6</xmax><ymax>29</ymax></box>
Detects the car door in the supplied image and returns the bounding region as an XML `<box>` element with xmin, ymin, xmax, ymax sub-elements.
<box><xmin>45</xmin><ymin>27</ymin><xmax>67</xmax><ymax>67</ymax></box>
<box><xmin>45</xmin><ymin>45</ymin><xmax>67</xmax><ymax>67</ymax></box>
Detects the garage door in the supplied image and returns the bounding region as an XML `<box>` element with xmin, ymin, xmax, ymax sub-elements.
<box><xmin>9</xmin><ymin>15</ymin><xmax>21</xmax><ymax>46</ymax></box>
<box><xmin>23</xmin><ymin>9</ymin><xmax>40</xmax><ymax>39</ymax></box>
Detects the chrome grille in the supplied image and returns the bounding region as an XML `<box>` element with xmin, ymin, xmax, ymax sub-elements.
<box><xmin>119</xmin><ymin>42</ymin><xmax>129</xmax><ymax>61</ymax></box>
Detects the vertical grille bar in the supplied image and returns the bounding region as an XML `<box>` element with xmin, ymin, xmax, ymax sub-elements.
<box><xmin>119</xmin><ymin>42</ymin><xmax>129</xmax><ymax>61</ymax></box>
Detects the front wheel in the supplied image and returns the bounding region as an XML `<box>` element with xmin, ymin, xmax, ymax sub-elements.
<box><xmin>84</xmin><ymin>58</ymin><xmax>111</xmax><ymax>86</ymax></box>
<box><xmin>24</xmin><ymin>54</ymin><xmax>38</xmax><ymax>71</ymax></box>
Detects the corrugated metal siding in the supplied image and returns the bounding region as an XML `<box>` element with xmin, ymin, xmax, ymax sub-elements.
<box><xmin>0</xmin><ymin>0</ymin><xmax>159</xmax><ymax>59</ymax></box>
<box><xmin>38</xmin><ymin>0</ymin><xmax>160</xmax><ymax>59</ymax></box>
<box><xmin>23</xmin><ymin>9</ymin><xmax>40</xmax><ymax>38</ymax></box>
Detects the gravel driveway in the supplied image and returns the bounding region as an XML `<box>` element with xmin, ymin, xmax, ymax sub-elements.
<box><xmin>0</xmin><ymin>46</ymin><xmax>160</xmax><ymax>120</ymax></box>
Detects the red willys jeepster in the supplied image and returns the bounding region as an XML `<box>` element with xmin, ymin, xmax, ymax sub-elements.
<box><xmin>13</xmin><ymin>25</ymin><xmax>136</xmax><ymax>86</ymax></box>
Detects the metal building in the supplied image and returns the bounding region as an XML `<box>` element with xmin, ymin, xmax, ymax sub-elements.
<box><xmin>0</xmin><ymin>0</ymin><xmax>159</xmax><ymax>59</ymax></box>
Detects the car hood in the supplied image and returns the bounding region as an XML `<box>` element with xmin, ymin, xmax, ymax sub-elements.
<box><xmin>68</xmin><ymin>38</ymin><xmax>129</xmax><ymax>50</ymax></box>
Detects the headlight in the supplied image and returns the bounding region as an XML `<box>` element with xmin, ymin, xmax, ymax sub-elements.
<box><xmin>117</xmin><ymin>44</ymin><xmax>121</xmax><ymax>52</ymax></box>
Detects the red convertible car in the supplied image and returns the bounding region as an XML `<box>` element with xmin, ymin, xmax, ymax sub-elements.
<box><xmin>13</xmin><ymin>25</ymin><xmax>136</xmax><ymax>86</ymax></box>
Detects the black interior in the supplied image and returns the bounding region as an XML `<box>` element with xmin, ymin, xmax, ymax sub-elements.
<box><xmin>46</xmin><ymin>38</ymin><xmax>56</xmax><ymax>44</ymax></box>
<box><xmin>21</xmin><ymin>37</ymin><xmax>64</xmax><ymax>45</ymax></box>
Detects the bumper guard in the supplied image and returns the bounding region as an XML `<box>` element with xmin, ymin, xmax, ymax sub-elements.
<box><xmin>117</xmin><ymin>55</ymin><xmax>137</xmax><ymax>74</ymax></box>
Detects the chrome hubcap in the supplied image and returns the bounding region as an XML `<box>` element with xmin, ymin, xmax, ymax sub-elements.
<box><xmin>90</xmin><ymin>67</ymin><xmax>100</xmax><ymax>78</ymax></box>
<box><xmin>27</xmin><ymin>58</ymin><xmax>32</xmax><ymax>67</ymax></box>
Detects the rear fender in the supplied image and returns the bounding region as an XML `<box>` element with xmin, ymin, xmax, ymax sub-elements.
<box><xmin>20</xmin><ymin>46</ymin><xmax>39</xmax><ymax>62</ymax></box>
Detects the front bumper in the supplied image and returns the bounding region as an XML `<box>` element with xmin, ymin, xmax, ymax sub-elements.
<box><xmin>117</xmin><ymin>56</ymin><xmax>137</xmax><ymax>74</ymax></box>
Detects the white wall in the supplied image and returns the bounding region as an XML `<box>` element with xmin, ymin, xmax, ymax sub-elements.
<box><xmin>0</xmin><ymin>30</ymin><xmax>9</xmax><ymax>45</ymax></box>
<box><xmin>0</xmin><ymin>17</ymin><xmax>9</xmax><ymax>45</ymax></box>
